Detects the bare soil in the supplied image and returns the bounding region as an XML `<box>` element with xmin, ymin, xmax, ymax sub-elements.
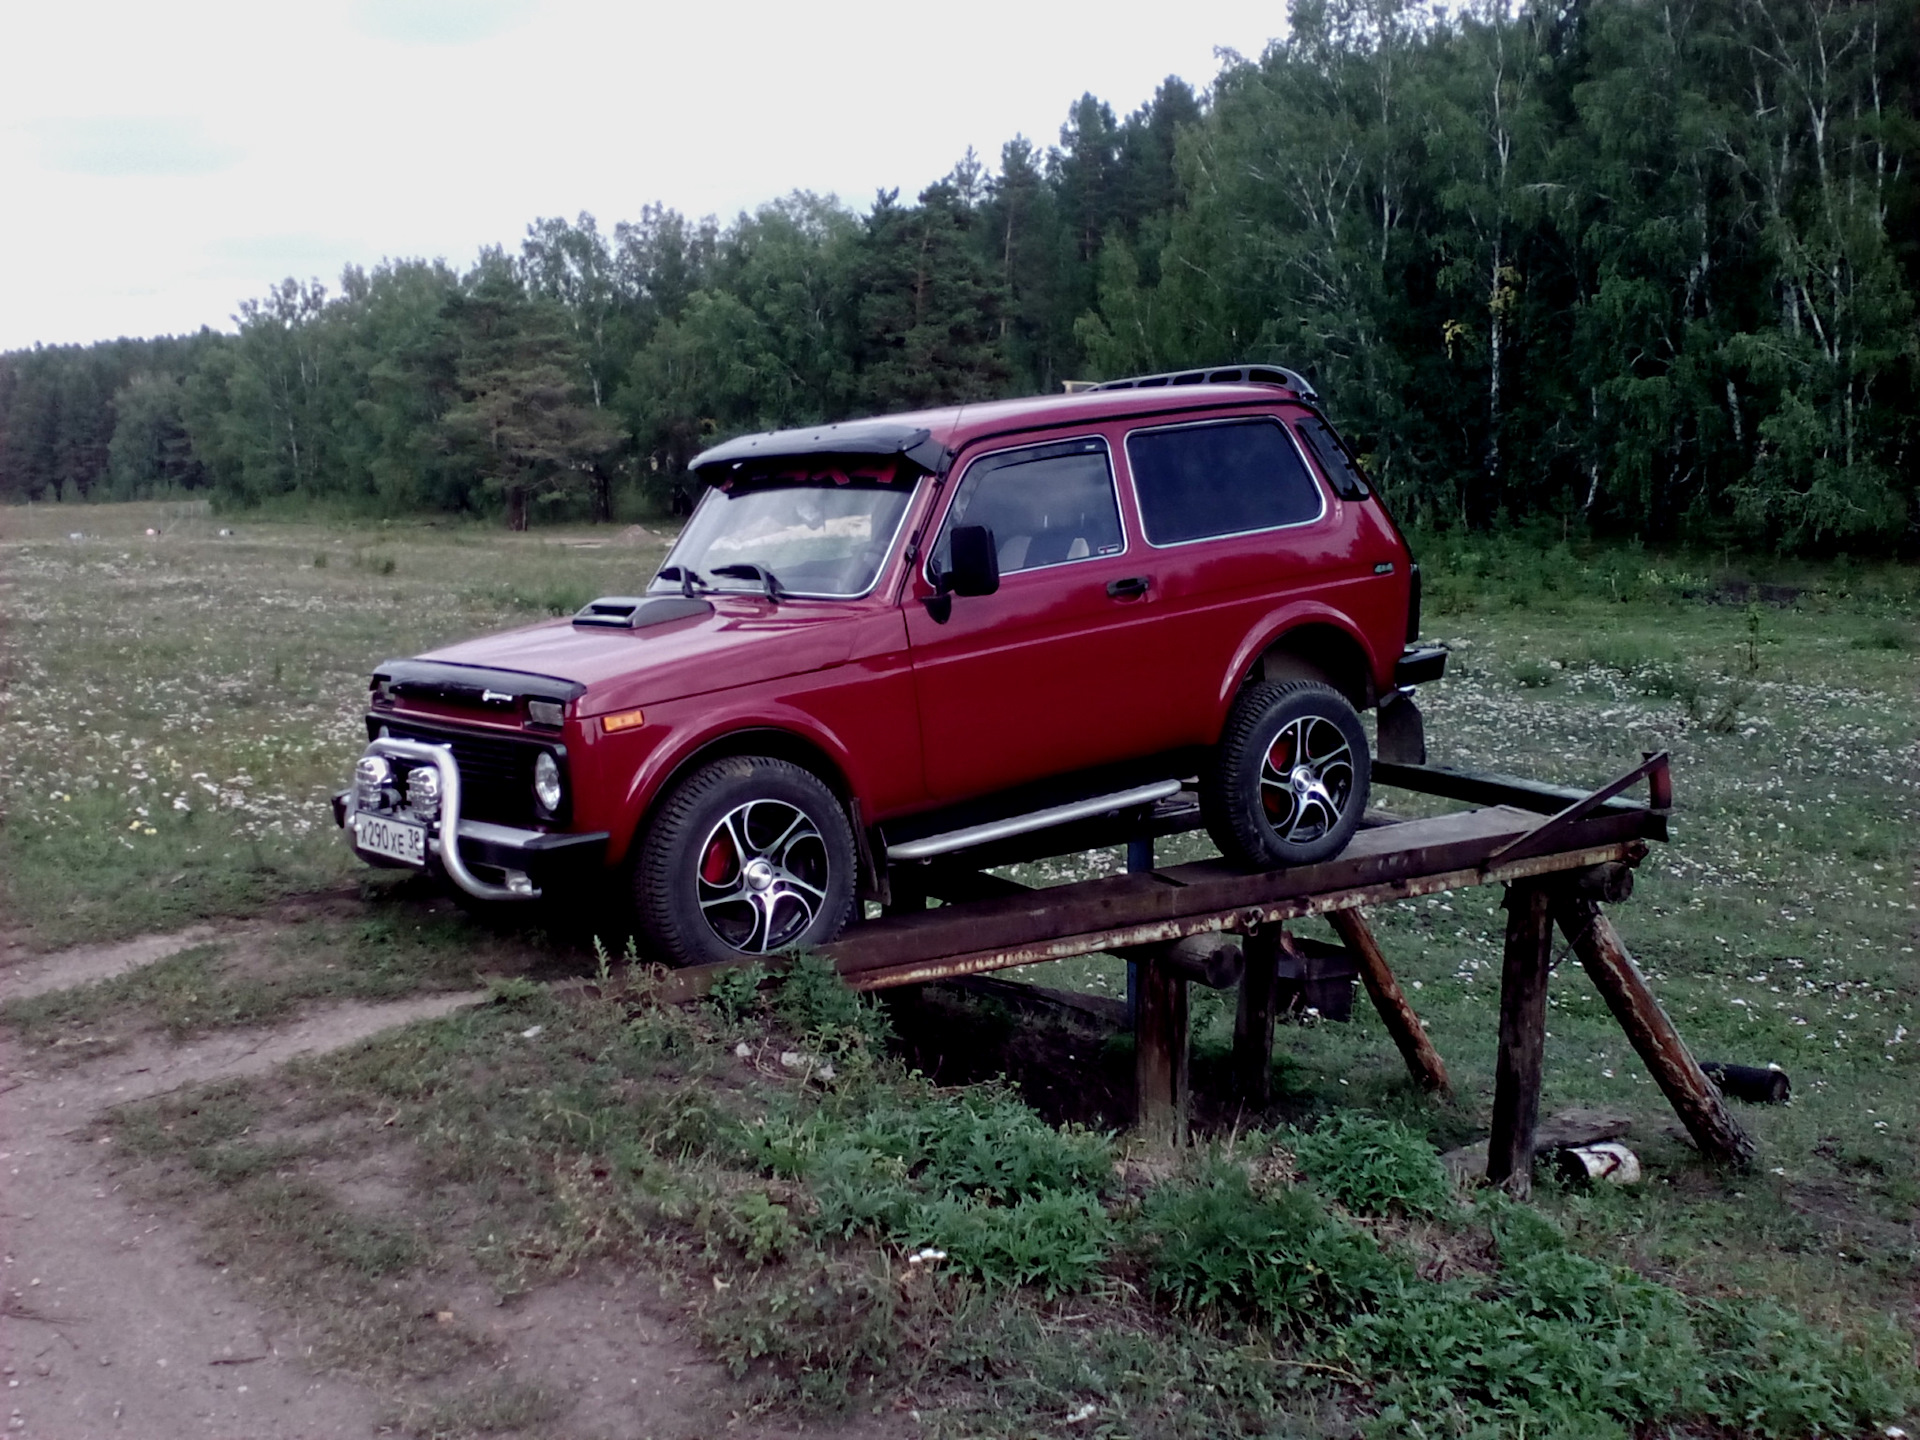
<box><xmin>0</xmin><ymin>926</ymin><xmax>219</xmax><ymax>1004</ymax></box>
<box><xmin>0</xmin><ymin>925</ymin><xmax>896</xmax><ymax>1440</ymax></box>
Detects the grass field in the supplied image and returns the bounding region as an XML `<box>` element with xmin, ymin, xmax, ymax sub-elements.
<box><xmin>2</xmin><ymin>501</ymin><xmax>1916</xmax><ymax>1438</ymax></box>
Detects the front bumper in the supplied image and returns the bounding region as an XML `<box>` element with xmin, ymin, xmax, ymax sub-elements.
<box><xmin>333</xmin><ymin>736</ymin><xmax>607</xmax><ymax>902</ymax></box>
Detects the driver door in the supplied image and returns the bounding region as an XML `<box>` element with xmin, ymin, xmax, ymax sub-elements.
<box><xmin>903</xmin><ymin>435</ymin><xmax>1160</xmax><ymax>803</ymax></box>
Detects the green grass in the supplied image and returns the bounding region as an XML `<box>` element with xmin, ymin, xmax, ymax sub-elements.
<box><xmin>10</xmin><ymin>506</ymin><xmax>1917</xmax><ymax>1434</ymax></box>
<box><xmin>0</xmin><ymin>500</ymin><xmax>671</xmax><ymax>949</ymax></box>
<box><xmin>106</xmin><ymin>971</ymin><xmax>1917</xmax><ymax>1437</ymax></box>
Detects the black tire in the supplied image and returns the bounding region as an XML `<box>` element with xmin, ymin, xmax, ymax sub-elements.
<box><xmin>635</xmin><ymin>756</ymin><xmax>858</xmax><ymax>967</ymax></box>
<box><xmin>1202</xmin><ymin>680</ymin><xmax>1370</xmax><ymax>870</ymax></box>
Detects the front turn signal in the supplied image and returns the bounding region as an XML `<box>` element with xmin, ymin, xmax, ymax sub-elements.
<box><xmin>600</xmin><ymin>707</ymin><xmax>647</xmax><ymax>734</ymax></box>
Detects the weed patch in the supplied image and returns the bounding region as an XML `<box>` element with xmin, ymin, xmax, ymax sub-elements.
<box><xmin>1293</xmin><ymin>1112</ymin><xmax>1454</xmax><ymax>1218</ymax></box>
<box><xmin>1140</xmin><ymin>1163</ymin><xmax>1402</xmax><ymax>1325</ymax></box>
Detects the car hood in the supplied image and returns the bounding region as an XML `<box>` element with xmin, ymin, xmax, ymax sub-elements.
<box><xmin>417</xmin><ymin>599</ymin><xmax>860</xmax><ymax>715</ymax></box>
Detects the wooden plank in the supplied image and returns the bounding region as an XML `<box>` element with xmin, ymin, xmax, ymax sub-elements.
<box><xmin>1327</xmin><ymin>909</ymin><xmax>1450</xmax><ymax>1094</ymax></box>
<box><xmin>1134</xmin><ymin>947</ymin><xmax>1189</xmax><ymax>1147</ymax></box>
<box><xmin>1487</xmin><ymin>880</ymin><xmax>1554</xmax><ymax>1197</ymax></box>
<box><xmin>830</xmin><ymin>806</ymin><xmax>1544</xmax><ymax>974</ymax></box>
<box><xmin>1554</xmin><ymin>895</ymin><xmax>1756</xmax><ymax>1169</ymax></box>
<box><xmin>1232</xmin><ymin>928</ymin><xmax>1283</xmax><ymax>1104</ymax></box>
<box><xmin>652</xmin><ymin>832</ymin><xmax>1643</xmax><ymax>1004</ymax></box>
<box><xmin>1486</xmin><ymin>752</ymin><xmax>1671</xmax><ymax>867</ymax></box>
<box><xmin>1374</xmin><ymin>760</ymin><xmax>1670</xmax><ymax>841</ymax></box>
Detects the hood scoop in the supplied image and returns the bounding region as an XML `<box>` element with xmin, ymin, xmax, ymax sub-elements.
<box><xmin>572</xmin><ymin>595</ymin><xmax>715</xmax><ymax>630</ymax></box>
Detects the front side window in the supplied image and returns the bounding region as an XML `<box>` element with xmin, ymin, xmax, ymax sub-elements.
<box><xmin>929</xmin><ymin>437</ymin><xmax>1124</xmax><ymax>578</ymax></box>
<box><xmin>1126</xmin><ymin>418</ymin><xmax>1325</xmax><ymax>546</ymax></box>
<box><xmin>652</xmin><ymin>474</ymin><xmax>916</xmax><ymax>599</ymax></box>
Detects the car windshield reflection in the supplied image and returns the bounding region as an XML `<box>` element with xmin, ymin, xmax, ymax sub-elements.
<box><xmin>652</xmin><ymin>478</ymin><xmax>917</xmax><ymax>600</ymax></box>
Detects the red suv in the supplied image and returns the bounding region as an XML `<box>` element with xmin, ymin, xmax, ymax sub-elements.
<box><xmin>334</xmin><ymin>366</ymin><xmax>1445</xmax><ymax>965</ymax></box>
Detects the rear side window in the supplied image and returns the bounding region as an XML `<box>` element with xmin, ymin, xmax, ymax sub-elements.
<box><xmin>1296</xmin><ymin>415</ymin><xmax>1371</xmax><ymax>499</ymax></box>
<box><xmin>1126</xmin><ymin>419</ymin><xmax>1324</xmax><ymax>545</ymax></box>
<box><xmin>931</xmin><ymin>437</ymin><xmax>1124</xmax><ymax>576</ymax></box>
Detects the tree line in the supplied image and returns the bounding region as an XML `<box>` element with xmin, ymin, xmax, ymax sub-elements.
<box><xmin>2</xmin><ymin>0</ymin><xmax>1915</xmax><ymax>550</ymax></box>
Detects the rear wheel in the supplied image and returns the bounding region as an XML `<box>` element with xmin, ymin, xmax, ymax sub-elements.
<box><xmin>635</xmin><ymin>756</ymin><xmax>857</xmax><ymax>967</ymax></box>
<box><xmin>1202</xmin><ymin>680</ymin><xmax>1370</xmax><ymax>869</ymax></box>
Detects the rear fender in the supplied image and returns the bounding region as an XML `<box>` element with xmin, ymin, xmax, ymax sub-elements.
<box><xmin>1217</xmin><ymin>607</ymin><xmax>1381</xmax><ymax>724</ymax></box>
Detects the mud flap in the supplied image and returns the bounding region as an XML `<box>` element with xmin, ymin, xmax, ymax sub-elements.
<box><xmin>1376</xmin><ymin>688</ymin><xmax>1427</xmax><ymax>766</ymax></box>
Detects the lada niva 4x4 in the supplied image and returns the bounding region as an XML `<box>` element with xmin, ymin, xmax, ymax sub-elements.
<box><xmin>334</xmin><ymin>365</ymin><xmax>1447</xmax><ymax>965</ymax></box>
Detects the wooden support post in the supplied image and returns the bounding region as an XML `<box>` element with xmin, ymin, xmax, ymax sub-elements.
<box><xmin>1134</xmin><ymin>945</ymin><xmax>1190</xmax><ymax>1148</ymax></box>
<box><xmin>1488</xmin><ymin>879</ymin><xmax>1554</xmax><ymax>1196</ymax></box>
<box><xmin>1328</xmin><ymin>908</ymin><xmax>1451</xmax><ymax>1095</ymax></box>
<box><xmin>1554</xmin><ymin>895</ymin><xmax>1756</xmax><ymax>1169</ymax></box>
<box><xmin>1232</xmin><ymin>927</ymin><xmax>1283</xmax><ymax>1105</ymax></box>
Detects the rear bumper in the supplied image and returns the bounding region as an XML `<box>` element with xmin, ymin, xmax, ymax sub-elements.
<box><xmin>332</xmin><ymin>738</ymin><xmax>608</xmax><ymax>901</ymax></box>
<box><xmin>1395</xmin><ymin>646</ymin><xmax>1448</xmax><ymax>687</ymax></box>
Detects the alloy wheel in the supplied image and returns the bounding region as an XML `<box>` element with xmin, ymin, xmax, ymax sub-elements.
<box><xmin>1257</xmin><ymin>715</ymin><xmax>1355</xmax><ymax>844</ymax></box>
<box><xmin>694</xmin><ymin>799</ymin><xmax>831</xmax><ymax>953</ymax></box>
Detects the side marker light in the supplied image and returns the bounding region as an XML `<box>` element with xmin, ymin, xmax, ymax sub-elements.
<box><xmin>601</xmin><ymin>708</ymin><xmax>647</xmax><ymax>734</ymax></box>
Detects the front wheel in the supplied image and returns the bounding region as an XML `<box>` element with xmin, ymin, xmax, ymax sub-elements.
<box><xmin>1202</xmin><ymin>680</ymin><xmax>1370</xmax><ymax>870</ymax></box>
<box><xmin>635</xmin><ymin>756</ymin><xmax>858</xmax><ymax>967</ymax></box>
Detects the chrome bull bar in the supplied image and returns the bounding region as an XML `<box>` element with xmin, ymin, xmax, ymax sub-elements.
<box><xmin>349</xmin><ymin>736</ymin><xmax>541</xmax><ymax>903</ymax></box>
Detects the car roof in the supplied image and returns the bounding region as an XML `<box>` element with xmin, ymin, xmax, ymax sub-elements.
<box><xmin>689</xmin><ymin>381</ymin><xmax>1309</xmax><ymax>480</ymax></box>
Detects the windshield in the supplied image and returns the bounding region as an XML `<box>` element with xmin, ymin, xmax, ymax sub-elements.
<box><xmin>652</xmin><ymin>477</ymin><xmax>918</xmax><ymax>599</ymax></box>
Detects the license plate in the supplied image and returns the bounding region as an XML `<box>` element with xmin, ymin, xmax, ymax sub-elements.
<box><xmin>356</xmin><ymin>813</ymin><xmax>427</xmax><ymax>866</ymax></box>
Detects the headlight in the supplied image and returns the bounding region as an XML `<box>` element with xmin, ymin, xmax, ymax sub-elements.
<box><xmin>533</xmin><ymin>751</ymin><xmax>563</xmax><ymax>815</ymax></box>
<box><xmin>405</xmin><ymin>764</ymin><xmax>441</xmax><ymax>820</ymax></box>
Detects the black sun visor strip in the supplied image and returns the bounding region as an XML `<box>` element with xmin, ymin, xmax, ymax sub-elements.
<box><xmin>689</xmin><ymin>421</ymin><xmax>953</xmax><ymax>482</ymax></box>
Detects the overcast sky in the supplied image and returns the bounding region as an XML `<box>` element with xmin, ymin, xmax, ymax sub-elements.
<box><xmin>0</xmin><ymin>1</ymin><xmax>1286</xmax><ymax>352</ymax></box>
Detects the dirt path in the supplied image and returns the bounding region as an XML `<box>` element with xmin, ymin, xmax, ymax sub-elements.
<box><xmin>1</xmin><ymin>927</ymin><xmax>894</xmax><ymax>1439</ymax></box>
<box><xmin>0</xmin><ymin>991</ymin><xmax>486</xmax><ymax>1440</ymax></box>
<box><xmin>0</xmin><ymin>926</ymin><xmax>220</xmax><ymax>1005</ymax></box>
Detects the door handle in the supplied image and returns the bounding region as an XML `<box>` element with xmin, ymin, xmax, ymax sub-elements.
<box><xmin>1106</xmin><ymin>575</ymin><xmax>1150</xmax><ymax>599</ymax></box>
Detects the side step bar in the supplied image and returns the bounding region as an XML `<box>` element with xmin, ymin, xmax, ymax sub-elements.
<box><xmin>886</xmin><ymin>780</ymin><xmax>1184</xmax><ymax>862</ymax></box>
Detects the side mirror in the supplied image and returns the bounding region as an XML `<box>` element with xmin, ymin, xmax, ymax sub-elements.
<box><xmin>945</xmin><ymin>524</ymin><xmax>1000</xmax><ymax>597</ymax></box>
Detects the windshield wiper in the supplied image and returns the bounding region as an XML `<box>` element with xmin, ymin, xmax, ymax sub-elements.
<box><xmin>656</xmin><ymin>564</ymin><xmax>709</xmax><ymax>598</ymax></box>
<box><xmin>711</xmin><ymin>563</ymin><xmax>785</xmax><ymax>602</ymax></box>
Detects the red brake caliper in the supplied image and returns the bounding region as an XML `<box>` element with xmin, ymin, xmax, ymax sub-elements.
<box><xmin>700</xmin><ymin>833</ymin><xmax>735</xmax><ymax>886</ymax></box>
<box><xmin>1262</xmin><ymin>734</ymin><xmax>1295</xmax><ymax>818</ymax></box>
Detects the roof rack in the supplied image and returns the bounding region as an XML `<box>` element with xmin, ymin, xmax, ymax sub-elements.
<box><xmin>1089</xmin><ymin>363</ymin><xmax>1317</xmax><ymax>400</ymax></box>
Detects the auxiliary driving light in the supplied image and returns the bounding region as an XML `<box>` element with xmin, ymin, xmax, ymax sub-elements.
<box><xmin>533</xmin><ymin>751</ymin><xmax>563</xmax><ymax>815</ymax></box>
<box><xmin>405</xmin><ymin>764</ymin><xmax>441</xmax><ymax>820</ymax></box>
<box><xmin>354</xmin><ymin>754</ymin><xmax>393</xmax><ymax>806</ymax></box>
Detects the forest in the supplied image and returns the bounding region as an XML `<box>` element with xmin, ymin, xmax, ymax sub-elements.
<box><xmin>2</xmin><ymin>0</ymin><xmax>1915</xmax><ymax>551</ymax></box>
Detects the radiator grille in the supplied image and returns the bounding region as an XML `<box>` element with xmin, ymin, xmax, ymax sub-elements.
<box><xmin>375</xmin><ymin>718</ymin><xmax>539</xmax><ymax>826</ymax></box>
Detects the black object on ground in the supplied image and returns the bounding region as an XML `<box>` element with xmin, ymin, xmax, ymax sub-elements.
<box><xmin>1700</xmin><ymin>1060</ymin><xmax>1791</xmax><ymax>1104</ymax></box>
